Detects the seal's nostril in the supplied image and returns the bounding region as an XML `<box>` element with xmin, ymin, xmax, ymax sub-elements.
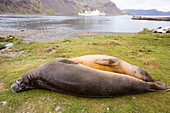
<box><xmin>11</xmin><ymin>83</ymin><xmax>19</xmax><ymax>92</ymax></box>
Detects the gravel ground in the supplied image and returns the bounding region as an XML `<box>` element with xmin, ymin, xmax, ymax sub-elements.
<box><xmin>0</xmin><ymin>29</ymin><xmax>130</xmax><ymax>42</ymax></box>
<box><xmin>0</xmin><ymin>29</ymin><xmax>128</xmax><ymax>57</ymax></box>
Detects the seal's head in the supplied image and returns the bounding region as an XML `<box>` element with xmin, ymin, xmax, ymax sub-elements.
<box><xmin>11</xmin><ymin>76</ymin><xmax>34</xmax><ymax>93</ymax></box>
<box><xmin>134</xmin><ymin>68</ymin><xmax>154</xmax><ymax>82</ymax></box>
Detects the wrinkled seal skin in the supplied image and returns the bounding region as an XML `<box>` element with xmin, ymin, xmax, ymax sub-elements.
<box><xmin>69</xmin><ymin>55</ymin><xmax>154</xmax><ymax>82</ymax></box>
<box><xmin>11</xmin><ymin>60</ymin><xmax>170</xmax><ymax>97</ymax></box>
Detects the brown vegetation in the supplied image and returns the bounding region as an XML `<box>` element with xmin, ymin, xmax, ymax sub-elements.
<box><xmin>0</xmin><ymin>82</ymin><xmax>5</xmax><ymax>92</ymax></box>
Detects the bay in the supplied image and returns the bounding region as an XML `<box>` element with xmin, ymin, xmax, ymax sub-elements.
<box><xmin>0</xmin><ymin>14</ymin><xmax>169</xmax><ymax>33</ymax></box>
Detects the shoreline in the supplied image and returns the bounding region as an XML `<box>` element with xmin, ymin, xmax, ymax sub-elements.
<box><xmin>0</xmin><ymin>30</ymin><xmax>135</xmax><ymax>42</ymax></box>
<box><xmin>132</xmin><ymin>16</ymin><xmax>170</xmax><ymax>21</ymax></box>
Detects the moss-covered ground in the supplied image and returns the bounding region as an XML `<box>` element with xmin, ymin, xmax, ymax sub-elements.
<box><xmin>0</xmin><ymin>33</ymin><xmax>170</xmax><ymax>113</ymax></box>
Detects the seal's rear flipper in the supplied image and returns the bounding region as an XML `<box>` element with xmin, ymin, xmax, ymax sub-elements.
<box><xmin>58</xmin><ymin>59</ymin><xmax>78</xmax><ymax>64</ymax></box>
<box><xmin>95</xmin><ymin>58</ymin><xmax>120</xmax><ymax>66</ymax></box>
<box><xmin>165</xmin><ymin>88</ymin><xmax>170</xmax><ymax>92</ymax></box>
<box><xmin>149</xmin><ymin>81</ymin><xmax>170</xmax><ymax>92</ymax></box>
<box><xmin>156</xmin><ymin>81</ymin><xmax>165</xmax><ymax>87</ymax></box>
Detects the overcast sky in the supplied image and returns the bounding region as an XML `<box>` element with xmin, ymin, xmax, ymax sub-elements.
<box><xmin>111</xmin><ymin>0</ymin><xmax>170</xmax><ymax>12</ymax></box>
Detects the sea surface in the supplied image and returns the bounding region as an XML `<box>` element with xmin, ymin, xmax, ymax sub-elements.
<box><xmin>0</xmin><ymin>14</ymin><xmax>170</xmax><ymax>33</ymax></box>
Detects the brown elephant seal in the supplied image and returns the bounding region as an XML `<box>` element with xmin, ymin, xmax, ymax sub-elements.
<box><xmin>11</xmin><ymin>60</ymin><xmax>169</xmax><ymax>97</ymax></box>
<box><xmin>69</xmin><ymin>55</ymin><xmax>154</xmax><ymax>82</ymax></box>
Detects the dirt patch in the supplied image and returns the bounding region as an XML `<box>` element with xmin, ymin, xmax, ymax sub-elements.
<box><xmin>148</xmin><ymin>63</ymin><xmax>157</xmax><ymax>68</ymax></box>
<box><xmin>0</xmin><ymin>48</ymin><xmax>25</xmax><ymax>57</ymax></box>
<box><xmin>143</xmin><ymin>57</ymin><xmax>156</xmax><ymax>62</ymax></box>
<box><xmin>102</xmin><ymin>40</ymin><xmax>120</xmax><ymax>45</ymax></box>
<box><xmin>88</xmin><ymin>40</ymin><xmax>120</xmax><ymax>46</ymax></box>
<box><xmin>144</xmin><ymin>62</ymin><xmax>158</xmax><ymax>68</ymax></box>
<box><xmin>0</xmin><ymin>82</ymin><xmax>5</xmax><ymax>92</ymax></box>
<box><xmin>138</xmin><ymin>48</ymin><xmax>154</xmax><ymax>53</ymax></box>
<box><xmin>44</xmin><ymin>45</ymin><xmax>59</xmax><ymax>54</ymax></box>
<box><xmin>143</xmin><ymin>58</ymin><xmax>158</xmax><ymax>68</ymax></box>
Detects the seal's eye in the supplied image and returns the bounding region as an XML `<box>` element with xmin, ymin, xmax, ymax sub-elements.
<box><xmin>16</xmin><ymin>77</ymin><xmax>22</xmax><ymax>84</ymax></box>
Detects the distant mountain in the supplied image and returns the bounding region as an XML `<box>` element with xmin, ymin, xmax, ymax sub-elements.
<box><xmin>0</xmin><ymin>0</ymin><xmax>122</xmax><ymax>15</ymax></box>
<box><xmin>123</xmin><ymin>9</ymin><xmax>170</xmax><ymax>16</ymax></box>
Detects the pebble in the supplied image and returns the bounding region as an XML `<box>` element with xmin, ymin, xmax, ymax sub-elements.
<box><xmin>7</xmin><ymin>35</ymin><xmax>15</xmax><ymax>39</ymax></box>
<box><xmin>0</xmin><ymin>101</ymin><xmax>7</xmax><ymax>106</ymax></box>
<box><xmin>132</xmin><ymin>96</ymin><xmax>137</xmax><ymax>99</ymax></box>
<box><xmin>55</xmin><ymin>105</ymin><xmax>61</xmax><ymax>112</ymax></box>
<box><xmin>106</xmin><ymin>107</ymin><xmax>110</xmax><ymax>111</ymax></box>
<box><xmin>0</xmin><ymin>42</ymin><xmax>14</xmax><ymax>52</ymax></box>
<box><xmin>5</xmin><ymin>43</ymin><xmax>14</xmax><ymax>48</ymax></box>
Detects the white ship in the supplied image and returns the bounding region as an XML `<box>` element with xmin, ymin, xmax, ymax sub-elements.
<box><xmin>78</xmin><ymin>10</ymin><xmax>106</xmax><ymax>16</ymax></box>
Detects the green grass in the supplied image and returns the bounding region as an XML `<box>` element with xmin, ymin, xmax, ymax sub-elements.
<box><xmin>0</xmin><ymin>44</ymin><xmax>5</xmax><ymax>50</ymax></box>
<box><xmin>0</xmin><ymin>33</ymin><xmax>170</xmax><ymax>113</ymax></box>
<box><xmin>0</xmin><ymin>37</ymin><xmax>20</xmax><ymax>43</ymax></box>
<box><xmin>45</xmin><ymin>8</ymin><xmax>56</xmax><ymax>15</ymax></box>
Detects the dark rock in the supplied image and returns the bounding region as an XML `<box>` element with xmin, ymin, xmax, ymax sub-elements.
<box><xmin>20</xmin><ymin>29</ymin><xmax>25</xmax><ymax>32</ymax></box>
<box><xmin>7</xmin><ymin>35</ymin><xmax>15</xmax><ymax>39</ymax></box>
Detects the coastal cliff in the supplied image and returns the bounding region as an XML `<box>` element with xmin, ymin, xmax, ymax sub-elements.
<box><xmin>0</xmin><ymin>0</ymin><xmax>122</xmax><ymax>15</ymax></box>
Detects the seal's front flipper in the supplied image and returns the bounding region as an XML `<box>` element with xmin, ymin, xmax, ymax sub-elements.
<box><xmin>95</xmin><ymin>58</ymin><xmax>120</xmax><ymax>66</ymax></box>
<box><xmin>58</xmin><ymin>59</ymin><xmax>78</xmax><ymax>64</ymax></box>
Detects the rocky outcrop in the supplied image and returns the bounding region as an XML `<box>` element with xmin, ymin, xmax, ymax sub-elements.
<box><xmin>0</xmin><ymin>0</ymin><xmax>41</xmax><ymax>14</ymax></box>
<box><xmin>0</xmin><ymin>0</ymin><xmax>122</xmax><ymax>15</ymax></box>
<box><xmin>132</xmin><ymin>16</ymin><xmax>170</xmax><ymax>21</ymax></box>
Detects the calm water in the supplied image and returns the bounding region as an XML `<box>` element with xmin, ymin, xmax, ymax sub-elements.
<box><xmin>0</xmin><ymin>14</ymin><xmax>170</xmax><ymax>33</ymax></box>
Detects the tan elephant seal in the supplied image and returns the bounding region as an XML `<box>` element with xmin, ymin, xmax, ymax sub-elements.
<box><xmin>69</xmin><ymin>55</ymin><xmax>154</xmax><ymax>82</ymax></box>
<box><xmin>11</xmin><ymin>59</ymin><xmax>169</xmax><ymax>97</ymax></box>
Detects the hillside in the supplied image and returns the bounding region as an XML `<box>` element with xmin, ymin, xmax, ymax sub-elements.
<box><xmin>0</xmin><ymin>0</ymin><xmax>122</xmax><ymax>15</ymax></box>
<box><xmin>124</xmin><ymin>9</ymin><xmax>170</xmax><ymax>16</ymax></box>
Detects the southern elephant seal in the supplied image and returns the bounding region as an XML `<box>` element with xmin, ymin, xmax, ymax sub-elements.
<box><xmin>11</xmin><ymin>60</ymin><xmax>169</xmax><ymax>97</ymax></box>
<box><xmin>69</xmin><ymin>55</ymin><xmax>154</xmax><ymax>82</ymax></box>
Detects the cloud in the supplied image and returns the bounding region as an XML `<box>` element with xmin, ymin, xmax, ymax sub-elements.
<box><xmin>111</xmin><ymin>0</ymin><xmax>170</xmax><ymax>11</ymax></box>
